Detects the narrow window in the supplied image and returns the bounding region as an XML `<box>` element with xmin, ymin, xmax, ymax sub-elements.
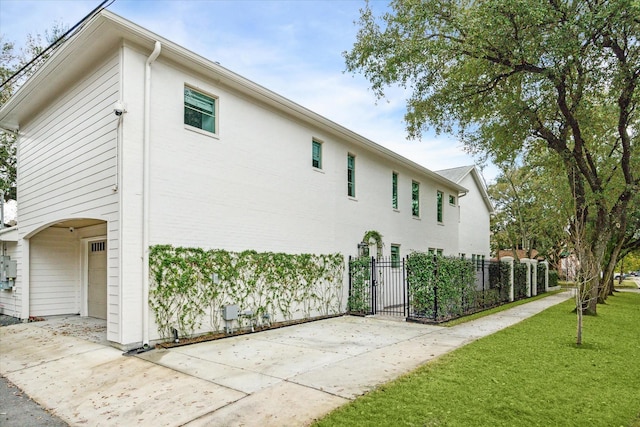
<box><xmin>312</xmin><ymin>140</ymin><xmax>322</xmax><ymax>169</ymax></box>
<box><xmin>437</xmin><ymin>249</ymin><xmax>444</xmax><ymax>257</ymax></box>
<box><xmin>347</xmin><ymin>154</ymin><xmax>356</xmax><ymax>197</ymax></box>
<box><xmin>412</xmin><ymin>181</ymin><xmax>420</xmax><ymax>217</ymax></box>
<box><xmin>449</xmin><ymin>194</ymin><xmax>456</xmax><ymax>205</ymax></box>
<box><xmin>428</xmin><ymin>248</ymin><xmax>435</xmax><ymax>255</ymax></box>
<box><xmin>391</xmin><ymin>245</ymin><xmax>400</xmax><ymax>268</ymax></box>
<box><xmin>437</xmin><ymin>190</ymin><xmax>444</xmax><ymax>222</ymax></box>
<box><xmin>392</xmin><ymin>172</ymin><xmax>398</xmax><ymax>209</ymax></box>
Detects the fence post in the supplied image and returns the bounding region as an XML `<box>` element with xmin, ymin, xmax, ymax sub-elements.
<box><xmin>348</xmin><ymin>256</ymin><xmax>352</xmax><ymax>312</ymax></box>
<box><xmin>403</xmin><ymin>257</ymin><xmax>408</xmax><ymax>317</ymax></box>
<box><xmin>520</xmin><ymin>258</ymin><xmax>532</xmax><ymax>297</ymax></box>
<box><xmin>502</xmin><ymin>256</ymin><xmax>515</xmax><ymax>302</ymax></box>
<box><xmin>541</xmin><ymin>260</ymin><xmax>549</xmax><ymax>292</ymax></box>
<box><xmin>370</xmin><ymin>256</ymin><xmax>376</xmax><ymax>315</ymax></box>
<box><xmin>482</xmin><ymin>257</ymin><xmax>486</xmax><ymax>308</ymax></box>
<box><xmin>531</xmin><ymin>259</ymin><xmax>538</xmax><ymax>296</ymax></box>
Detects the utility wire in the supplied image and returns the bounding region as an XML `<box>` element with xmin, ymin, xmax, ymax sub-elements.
<box><xmin>0</xmin><ymin>0</ymin><xmax>115</xmax><ymax>90</ymax></box>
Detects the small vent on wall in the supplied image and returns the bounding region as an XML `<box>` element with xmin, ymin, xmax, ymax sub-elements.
<box><xmin>91</xmin><ymin>241</ymin><xmax>106</xmax><ymax>252</ymax></box>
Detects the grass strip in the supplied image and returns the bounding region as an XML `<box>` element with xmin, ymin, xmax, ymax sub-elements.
<box><xmin>315</xmin><ymin>292</ymin><xmax>640</xmax><ymax>427</ymax></box>
<box><xmin>442</xmin><ymin>290</ymin><xmax>564</xmax><ymax>327</ymax></box>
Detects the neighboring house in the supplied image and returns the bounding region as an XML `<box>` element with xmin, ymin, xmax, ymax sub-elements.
<box><xmin>0</xmin><ymin>11</ymin><xmax>490</xmax><ymax>349</ymax></box>
<box><xmin>435</xmin><ymin>165</ymin><xmax>494</xmax><ymax>263</ymax></box>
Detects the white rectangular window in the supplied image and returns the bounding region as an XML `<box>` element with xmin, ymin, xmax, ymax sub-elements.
<box><xmin>391</xmin><ymin>245</ymin><xmax>400</xmax><ymax>267</ymax></box>
<box><xmin>412</xmin><ymin>181</ymin><xmax>420</xmax><ymax>217</ymax></box>
<box><xmin>184</xmin><ymin>86</ymin><xmax>217</xmax><ymax>134</ymax></box>
<box><xmin>392</xmin><ymin>172</ymin><xmax>398</xmax><ymax>209</ymax></box>
<box><xmin>312</xmin><ymin>140</ymin><xmax>322</xmax><ymax>169</ymax></box>
<box><xmin>347</xmin><ymin>154</ymin><xmax>356</xmax><ymax>197</ymax></box>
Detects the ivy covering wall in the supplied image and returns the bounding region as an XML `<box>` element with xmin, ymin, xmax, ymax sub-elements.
<box><xmin>149</xmin><ymin>245</ymin><xmax>345</xmax><ymax>339</ymax></box>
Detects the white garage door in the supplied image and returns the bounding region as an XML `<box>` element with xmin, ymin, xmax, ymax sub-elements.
<box><xmin>88</xmin><ymin>240</ymin><xmax>107</xmax><ymax>319</ymax></box>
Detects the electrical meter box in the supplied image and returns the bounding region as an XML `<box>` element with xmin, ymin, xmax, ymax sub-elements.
<box><xmin>222</xmin><ymin>304</ymin><xmax>239</xmax><ymax>321</ymax></box>
<box><xmin>0</xmin><ymin>255</ymin><xmax>17</xmax><ymax>289</ymax></box>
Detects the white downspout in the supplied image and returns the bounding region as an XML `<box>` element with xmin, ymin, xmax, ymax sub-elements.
<box><xmin>143</xmin><ymin>41</ymin><xmax>161</xmax><ymax>346</ymax></box>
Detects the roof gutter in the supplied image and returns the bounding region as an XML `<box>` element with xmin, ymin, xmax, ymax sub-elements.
<box><xmin>142</xmin><ymin>40</ymin><xmax>161</xmax><ymax>347</ymax></box>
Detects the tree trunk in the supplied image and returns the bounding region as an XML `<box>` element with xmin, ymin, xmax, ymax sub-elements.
<box><xmin>576</xmin><ymin>299</ymin><xmax>583</xmax><ymax>345</ymax></box>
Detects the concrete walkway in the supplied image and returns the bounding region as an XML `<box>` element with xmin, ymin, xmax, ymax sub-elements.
<box><xmin>1</xmin><ymin>292</ymin><xmax>573</xmax><ymax>426</ymax></box>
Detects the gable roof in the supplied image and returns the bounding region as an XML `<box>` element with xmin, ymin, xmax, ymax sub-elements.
<box><xmin>0</xmin><ymin>10</ymin><xmax>467</xmax><ymax>194</ymax></box>
<box><xmin>435</xmin><ymin>165</ymin><xmax>494</xmax><ymax>213</ymax></box>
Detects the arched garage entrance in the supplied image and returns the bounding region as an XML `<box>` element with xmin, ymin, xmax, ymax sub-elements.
<box><xmin>28</xmin><ymin>219</ymin><xmax>107</xmax><ymax>319</ymax></box>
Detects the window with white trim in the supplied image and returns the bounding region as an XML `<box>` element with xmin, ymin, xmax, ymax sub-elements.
<box><xmin>347</xmin><ymin>154</ymin><xmax>356</xmax><ymax>197</ymax></box>
<box><xmin>412</xmin><ymin>181</ymin><xmax>420</xmax><ymax>217</ymax></box>
<box><xmin>312</xmin><ymin>140</ymin><xmax>322</xmax><ymax>169</ymax></box>
<box><xmin>184</xmin><ymin>86</ymin><xmax>217</xmax><ymax>134</ymax></box>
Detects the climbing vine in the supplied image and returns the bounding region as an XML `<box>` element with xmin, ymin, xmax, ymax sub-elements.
<box><xmin>347</xmin><ymin>256</ymin><xmax>372</xmax><ymax>314</ymax></box>
<box><xmin>149</xmin><ymin>245</ymin><xmax>344</xmax><ymax>339</ymax></box>
<box><xmin>362</xmin><ymin>230</ymin><xmax>383</xmax><ymax>258</ymax></box>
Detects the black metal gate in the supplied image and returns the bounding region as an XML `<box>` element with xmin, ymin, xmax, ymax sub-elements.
<box><xmin>348</xmin><ymin>256</ymin><xmax>407</xmax><ymax>316</ymax></box>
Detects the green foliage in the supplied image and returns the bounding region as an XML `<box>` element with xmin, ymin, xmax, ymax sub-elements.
<box><xmin>315</xmin><ymin>293</ymin><xmax>640</xmax><ymax>427</ymax></box>
<box><xmin>347</xmin><ymin>256</ymin><xmax>371</xmax><ymax>314</ymax></box>
<box><xmin>488</xmin><ymin>164</ymin><xmax>570</xmax><ymax>266</ymax></box>
<box><xmin>149</xmin><ymin>245</ymin><xmax>344</xmax><ymax>339</ymax></box>
<box><xmin>548</xmin><ymin>270</ymin><xmax>559</xmax><ymax>288</ymax></box>
<box><xmin>345</xmin><ymin>0</ymin><xmax>640</xmax><ymax>314</ymax></box>
<box><xmin>361</xmin><ymin>230</ymin><xmax>383</xmax><ymax>258</ymax></box>
<box><xmin>406</xmin><ymin>253</ymin><xmax>476</xmax><ymax>321</ymax></box>
<box><xmin>514</xmin><ymin>263</ymin><xmax>528</xmax><ymax>299</ymax></box>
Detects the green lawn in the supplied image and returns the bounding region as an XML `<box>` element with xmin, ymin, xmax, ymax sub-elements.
<box><xmin>315</xmin><ymin>292</ymin><xmax>640</xmax><ymax>427</ymax></box>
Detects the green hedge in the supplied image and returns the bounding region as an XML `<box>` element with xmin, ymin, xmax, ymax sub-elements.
<box><xmin>407</xmin><ymin>253</ymin><xmax>476</xmax><ymax>321</ymax></box>
<box><xmin>149</xmin><ymin>245</ymin><xmax>344</xmax><ymax>339</ymax></box>
<box><xmin>549</xmin><ymin>270</ymin><xmax>559</xmax><ymax>288</ymax></box>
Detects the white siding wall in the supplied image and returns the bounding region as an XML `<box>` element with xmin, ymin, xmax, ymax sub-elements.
<box><xmin>118</xmin><ymin>55</ymin><xmax>461</xmax><ymax>342</ymax></box>
<box><xmin>143</xmin><ymin>57</ymin><xmax>460</xmax><ymax>259</ymax></box>
<box><xmin>29</xmin><ymin>228</ymin><xmax>80</xmax><ymax>315</ymax></box>
<box><xmin>16</xmin><ymin>52</ymin><xmax>120</xmax><ymax>337</ymax></box>
<box><xmin>458</xmin><ymin>173</ymin><xmax>491</xmax><ymax>258</ymax></box>
<box><xmin>0</xmin><ymin>241</ymin><xmax>20</xmax><ymax>317</ymax></box>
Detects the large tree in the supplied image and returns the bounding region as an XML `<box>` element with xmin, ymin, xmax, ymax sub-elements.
<box><xmin>488</xmin><ymin>161</ymin><xmax>569</xmax><ymax>269</ymax></box>
<box><xmin>345</xmin><ymin>0</ymin><xmax>639</xmax><ymax>314</ymax></box>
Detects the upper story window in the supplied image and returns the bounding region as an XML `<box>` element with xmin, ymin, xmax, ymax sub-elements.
<box><xmin>449</xmin><ymin>194</ymin><xmax>456</xmax><ymax>205</ymax></box>
<box><xmin>312</xmin><ymin>140</ymin><xmax>322</xmax><ymax>169</ymax></box>
<box><xmin>184</xmin><ymin>86</ymin><xmax>217</xmax><ymax>134</ymax></box>
<box><xmin>392</xmin><ymin>172</ymin><xmax>398</xmax><ymax>209</ymax></box>
<box><xmin>347</xmin><ymin>154</ymin><xmax>356</xmax><ymax>197</ymax></box>
<box><xmin>437</xmin><ymin>190</ymin><xmax>444</xmax><ymax>222</ymax></box>
<box><xmin>412</xmin><ymin>181</ymin><xmax>420</xmax><ymax>217</ymax></box>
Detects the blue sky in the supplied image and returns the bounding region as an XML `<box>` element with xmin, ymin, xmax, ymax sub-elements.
<box><xmin>0</xmin><ymin>0</ymin><xmax>497</xmax><ymax>182</ymax></box>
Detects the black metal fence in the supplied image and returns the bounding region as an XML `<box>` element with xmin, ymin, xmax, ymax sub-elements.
<box><xmin>347</xmin><ymin>256</ymin><xmax>407</xmax><ymax>317</ymax></box>
<box><xmin>537</xmin><ymin>262</ymin><xmax>546</xmax><ymax>294</ymax></box>
<box><xmin>348</xmin><ymin>255</ymin><xmax>545</xmax><ymax>324</ymax></box>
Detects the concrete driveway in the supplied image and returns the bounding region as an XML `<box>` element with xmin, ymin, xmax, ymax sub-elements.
<box><xmin>0</xmin><ymin>292</ymin><xmax>572</xmax><ymax>426</ymax></box>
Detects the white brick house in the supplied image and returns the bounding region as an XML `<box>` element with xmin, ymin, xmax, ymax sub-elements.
<box><xmin>435</xmin><ymin>165</ymin><xmax>494</xmax><ymax>263</ymax></box>
<box><xmin>0</xmin><ymin>11</ymin><xmax>490</xmax><ymax>349</ymax></box>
